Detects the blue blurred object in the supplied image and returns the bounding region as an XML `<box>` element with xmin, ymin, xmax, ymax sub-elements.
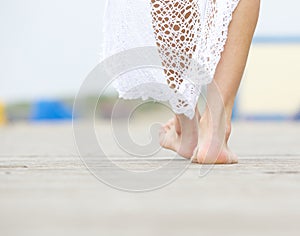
<box><xmin>231</xmin><ymin>98</ymin><xmax>239</xmax><ymax>121</ymax></box>
<box><xmin>31</xmin><ymin>100</ymin><xmax>72</xmax><ymax>121</ymax></box>
<box><xmin>294</xmin><ymin>110</ymin><xmax>300</xmax><ymax>121</ymax></box>
<box><xmin>244</xmin><ymin>114</ymin><xmax>290</xmax><ymax>122</ymax></box>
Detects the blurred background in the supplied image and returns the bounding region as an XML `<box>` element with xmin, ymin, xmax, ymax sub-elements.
<box><xmin>0</xmin><ymin>0</ymin><xmax>300</xmax><ymax>124</ymax></box>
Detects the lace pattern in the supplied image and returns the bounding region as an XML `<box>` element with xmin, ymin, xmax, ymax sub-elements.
<box><xmin>102</xmin><ymin>0</ymin><xmax>240</xmax><ymax>119</ymax></box>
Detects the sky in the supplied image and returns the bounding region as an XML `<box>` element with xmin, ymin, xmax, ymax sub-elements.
<box><xmin>0</xmin><ymin>0</ymin><xmax>300</xmax><ymax>103</ymax></box>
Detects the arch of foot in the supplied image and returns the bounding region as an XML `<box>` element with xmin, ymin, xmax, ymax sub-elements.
<box><xmin>150</xmin><ymin>0</ymin><xmax>202</xmax><ymax>109</ymax></box>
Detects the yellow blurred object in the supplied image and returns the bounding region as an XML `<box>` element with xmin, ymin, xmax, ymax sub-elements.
<box><xmin>0</xmin><ymin>102</ymin><xmax>7</xmax><ymax>125</ymax></box>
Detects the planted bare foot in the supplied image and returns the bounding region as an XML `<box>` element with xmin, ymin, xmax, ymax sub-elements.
<box><xmin>159</xmin><ymin>111</ymin><xmax>199</xmax><ymax>159</ymax></box>
<box><xmin>193</xmin><ymin>112</ymin><xmax>238</xmax><ymax>164</ymax></box>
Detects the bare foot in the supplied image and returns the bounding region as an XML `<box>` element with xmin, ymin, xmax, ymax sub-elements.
<box><xmin>159</xmin><ymin>107</ymin><xmax>238</xmax><ymax>164</ymax></box>
<box><xmin>193</xmin><ymin>112</ymin><xmax>238</xmax><ymax>164</ymax></box>
<box><xmin>159</xmin><ymin>110</ymin><xmax>199</xmax><ymax>159</ymax></box>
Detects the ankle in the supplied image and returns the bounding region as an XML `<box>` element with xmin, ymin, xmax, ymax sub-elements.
<box><xmin>174</xmin><ymin>114</ymin><xmax>198</xmax><ymax>136</ymax></box>
<box><xmin>200</xmin><ymin>109</ymin><xmax>232</xmax><ymax>141</ymax></box>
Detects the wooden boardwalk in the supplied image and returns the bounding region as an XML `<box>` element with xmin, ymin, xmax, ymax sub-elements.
<box><xmin>1</xmin><ymin>121</ymin><xmax>300</xmax><ymax>236</ymax></box>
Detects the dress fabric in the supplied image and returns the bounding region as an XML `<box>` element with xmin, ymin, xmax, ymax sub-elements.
<box><xmin>102</xmin><ymin>0</ymin><xmax>241</xmax><ymax>119</ymax></box>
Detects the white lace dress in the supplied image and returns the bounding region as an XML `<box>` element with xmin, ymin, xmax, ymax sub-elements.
<box><xmin>102</xmin><ymin>0</ymin><xmax>240</xmax><ymax>119</ymax></box>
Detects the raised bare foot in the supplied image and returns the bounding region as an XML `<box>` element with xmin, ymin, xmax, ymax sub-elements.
<box><xmin>159</xmin><ymin>110</ymin><xmax>199</xmax><ymax>159</ymax></box>
<box><xmin>193</xmin><ymin>111</ymin><xmax>238</xmax><ymax>164</ymax></box>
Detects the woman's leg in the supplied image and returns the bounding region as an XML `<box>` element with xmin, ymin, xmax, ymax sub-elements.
<box><xmin>195</xmin><ymin>0</ymin><xmax>260</xmax><ymax>164</ymax></box>
<box><xmin>154</xmin><ymin>0</ymin><xmax>260</xmax><ymax>162</ymax></box>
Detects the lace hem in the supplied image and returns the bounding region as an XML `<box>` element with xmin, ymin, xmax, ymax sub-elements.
<box><xmin>112</xmin><ymin>68</ymin><xmax>205</xmax><ymax>119</ymax></box>
<box><xmin>103</xmin><ymin>0</ymin><xmax>241</xmax><ymax>119</ymax></box>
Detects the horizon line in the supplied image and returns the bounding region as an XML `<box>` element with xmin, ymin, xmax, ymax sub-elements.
<box><xmin>253</xmin><ymin>36</ymin><xmax>300</xmax><ymax>44</ymax></box>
